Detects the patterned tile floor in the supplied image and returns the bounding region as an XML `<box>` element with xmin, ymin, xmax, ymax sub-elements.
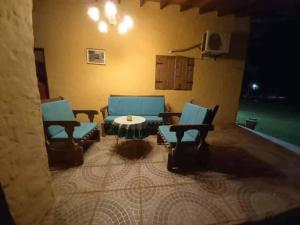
<box><xmin>41</xmin><ymin>128</ymin><xmax>300</xmax><ymax>225</ymax></box>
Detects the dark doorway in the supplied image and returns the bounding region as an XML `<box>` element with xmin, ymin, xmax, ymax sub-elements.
<box><xmin>237</xmin><ymin>15</ymin><xmax>300</xmax><ymax>147</ymax></box>
<box><xmin>241</xmin><ymin>15</ymin><xmax>300</xmax><ymax>102</ymax></box>
<box><xmin>0</xmin><ymin>183</ymin><xmax>15</xmax><ymax>225</ymax></box>
<box><xmin>34</xmin><ymin>48</ymin><xmax>50</xmax><ymax>99</ymax></box>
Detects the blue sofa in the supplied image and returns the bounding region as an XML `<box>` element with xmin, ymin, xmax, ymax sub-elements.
<box><xmin>100</xmin><ymin>95</ymin><xmax>166</xmax><ymax>133</ymax></box>
<box><xmin>157</xmin><ymin>102</ymin><xmax>219</xmax><ymax>171</ymax></box>
<box><xmin>41</xmin><ymin>97</ymin><xmax>100</xmax><ymax>167</ymax></box>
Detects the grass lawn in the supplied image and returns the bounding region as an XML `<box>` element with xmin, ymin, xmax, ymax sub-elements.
<box><xmin>236</xmin><ymin>100</ymin><xmax>300</xmax><ymax>147</ymax></box>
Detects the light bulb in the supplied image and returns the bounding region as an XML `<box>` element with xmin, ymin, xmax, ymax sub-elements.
<box><xmin>98</xmin><ymin>21</ymin><xmax>108</xmax><ymax>33</ymax></box>
<box><xmin>252</xmin><ymin>83</ymin><xmax>259</xmax><ymax>91</ymax></box>
<box><xmin>118</xmin><ymin>22</ymin><xmax>128</xmax><ymax>34</ymax></box>
<box><xmin>87</xmin><ymin>7</ymin><xmax>100</xmax><ymax>22</ymax></box>
<box><xmin>105</xmin><ymin>1</ymin><xmax>117</xmax><ymax>17</ymax></box>
<box><xmin>123</xmin><ymin>15</ymin><xmax>134</xmax><ymax>29</ymax></box>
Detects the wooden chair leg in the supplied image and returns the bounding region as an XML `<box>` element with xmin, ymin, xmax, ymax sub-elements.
<box><xmin>167</xmin><ymin>150</ymin><xmax>180</xmax><ymax>172</ymax></box>
<box><xmin>101</xmin><ymin>123</ymin><xmax>106</xmax><ymax>137</ymax></box>
<box><xmin>68</xmin><ymin>144</ymin><xmax>84</xmax><ymax>166</ymax></box>
<box><xmin>94</xmin><ymin>128</ymin><xmax>101</xmax><ymax>141</ymax></box>
<box><xmin>157</xmin><ymin>132</ymin><xmax>164</xmax><ymax>145</ymax></box>
<box><xmin>167</xmin><ymin>152</ymin><xmax>175</xmax><ymax>171</ymax></box>
<box><xmin>46</xmin><ymin>142</ymin><xmax>84</xmax><ymax>168</ymax></box>
<box><xmin>197</xmin><ymin>144</ymin><xmax>210</xmax><ymax>167</ymax></box>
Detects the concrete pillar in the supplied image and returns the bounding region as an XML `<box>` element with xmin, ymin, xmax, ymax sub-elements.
<box><xmin>0</xmin><ymin>0</ymin><xmax>54</xmax><ymax>224</ymax></box>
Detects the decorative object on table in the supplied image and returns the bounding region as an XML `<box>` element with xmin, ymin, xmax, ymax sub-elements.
<box><xmin>86</xmin><ymin>48</ymin><xmax>105</xmax><ymax>65</ymax></box>
<box><xmin>87</xmin><ymin>0</ymin><xmax>134</xmax><ymax>34</ymax></box>
<box><xmin>127</xmin><ymin>115</ymin><xmax>132</xmax><ymax>121</ymax></box>
<box><xmin>100</xmin><ymin>95</ymin><xmax>168</xmax><ymax>135</ymax></box>
<box><xmin>112</xmin><ymin>116</ymin><xmax>148</xmax><ymax>140</ymax></box>
<box><xmin>245</xmin><ymin>117</ymin><xmax>257</xmax><ymax>130</ymax></box>
<box><xmin>41</xmin><ymin>96</ymin><xmax>100</xmax><ymax>167</ymax></box>
<box><xmin>157</xmin><ymin>102</ymin><xmax>219</xmax><ymax>172</ymax></box>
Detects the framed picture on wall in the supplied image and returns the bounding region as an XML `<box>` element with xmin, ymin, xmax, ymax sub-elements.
<box><xmin>86</xmin><ymin>48</ymin><xmax>106</xmax><ymax>65</ymax></box>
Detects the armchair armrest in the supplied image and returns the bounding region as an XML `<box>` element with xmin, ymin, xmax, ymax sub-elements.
<box><xmin>170</xmin><ymin>124</ymin><xmax>214</xmax><ymax>133</ymax></box>
<box><xmin>100</xmin><ymin>105</ymin><xmax>108</xmax><ymax>120</ymax></box>
<box><xmin>43</xmin><ymin>120</ymin><xmax>80</xmax><ymax>140</ymax></box>
<box><xmin>169</xmin><ymin>124</ymin><xmax>214</xmax><ymax>145</ymax></box>
<box><xmin>72</xmin><ymin>110</ymin><xmax>98</xmax><ymax>122</ymax></box>
<box><xmin>158</xmin><ymin>112</ymin><xmax>182</xmax><ymax>118</ymax></box>
<box><xmin>159</xmin><ymin>112</ymin><xmax>182</xmax><ymax>124</ymax></box>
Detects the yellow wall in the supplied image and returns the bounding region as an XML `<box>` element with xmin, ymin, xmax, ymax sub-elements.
<box><xmin>33</xmin><ymin>0</ymin><xmax>249</xmax><ymax>124</ymax></box>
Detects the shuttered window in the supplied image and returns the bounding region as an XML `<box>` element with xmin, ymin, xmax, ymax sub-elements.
<box><xmin>155</xmin><ymin>55</ymin><xmax>194</xmax><ymax>90</ymax></box>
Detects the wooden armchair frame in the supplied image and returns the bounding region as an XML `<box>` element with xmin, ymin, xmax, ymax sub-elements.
<box><xmin>42</xmin><ymin>97</ymin><xmax>100</xmax><ymax>167</ymax></box>
<box><xmin>157</xmin><ymin>105</ymin><xmax>219</xmax><ymax>171</ymax></box>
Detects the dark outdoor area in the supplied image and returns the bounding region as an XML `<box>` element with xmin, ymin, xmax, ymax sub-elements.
<box><xmin>237</xmin><ymin>15</ymin><xmax>300</xmax><ymax>147</ymax></box>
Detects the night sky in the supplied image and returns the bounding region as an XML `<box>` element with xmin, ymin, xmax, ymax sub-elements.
<box><xmin>242</xmin><ymin>15</ymin><xmax>300</xmax><ymax>104</ymax></box>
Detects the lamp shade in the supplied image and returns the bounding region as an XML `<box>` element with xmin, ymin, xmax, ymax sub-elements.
<box><xmin>105</xmin><ymin>1</ymin><xmax>117</xmax><ymax>17</ymax></box>
<box><xmin>98</xmin><ymin>21</ymin><xmax>108</xmax><ymax>33</ymax></box>
<box><xmin>124</xmin><ymin>15</ymin><xmax>134</xmax><ymax>29</ymax></box>
<box><xmin>87</xmin><ymin>7</ymin><xmax>100</xmax><ymax>22</ymax></box>
<box><xmin>118</xmin><ymin>22</ymin><xmax>128</xmax><ymax>34</ymax></box>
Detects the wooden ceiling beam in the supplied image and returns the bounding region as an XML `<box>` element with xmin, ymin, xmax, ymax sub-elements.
<box><xmin>140</xmin><ymin>0</ymin><xmax>145</xmax><ymax>7</ymax></box>
<box><xmin>180</xmin><ymin>0</ymin><xmax>202</xmax><ymax>12</ymax></box>
<box><xmin>234</xmin><ymin>0</ymin><xmax>300</xmax><ymax>17</ymax></box>
<box><xmin>144</xmin><ymin>0</ymin><xmax>300</xmax><ymax>17</ymax></box>
<box><xmin>160</xmin><ymin>0</ymin><xmax>170</xmax><ymax>9</ymax></box>
<box><xmin>216</xmin><ymin>0</ymin><xmax>262</xmax><ymax>17</ymax></box>
<box><xmin>198</xmin><ymin>0</ymin><xmax>225</xmax><ymax>14</ymax></box>
<box><xmin>180</xmin><ymin>3</ymin><xmax>193</xmax><ymax>12</ymax></box>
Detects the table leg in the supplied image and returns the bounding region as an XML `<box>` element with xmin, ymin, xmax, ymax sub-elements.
<box><xmin>116</xmin><ymin>135</ymin><xmax>119</xmax><ymax>145</ymax></box>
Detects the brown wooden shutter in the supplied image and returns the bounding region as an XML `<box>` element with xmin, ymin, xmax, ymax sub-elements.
<box><xmin>155</xmin><ymin>55</ymin><xmax>194</xmax><ymax>90</ymax></box>
<box><xmin>186</xmin><ymin>57</ymin><xmax>194</xmax><ymax>90</ymax></box>
<box><xmin>174</xmin><ymin>56</ymin><xmax>194</xmax><ymax>90</ymax></box>
<box><xmin>155</xmin><ymin>55</ymin><xmax>175</xmax><ymax>90</ymax></box>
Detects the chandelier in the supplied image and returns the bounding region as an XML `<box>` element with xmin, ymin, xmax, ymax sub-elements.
<box><xmin>87</xmin><ymin>1</ymin><xmax>134</xmax><ymax>34</ymax></box>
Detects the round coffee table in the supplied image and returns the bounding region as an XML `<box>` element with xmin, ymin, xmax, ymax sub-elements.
<box><xmin>112</xmin><ymin>116</ymin><xmax>148</xmax><ymax>143</ymax></box>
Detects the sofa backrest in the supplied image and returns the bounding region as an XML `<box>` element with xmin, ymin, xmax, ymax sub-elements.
<box><xmin>41</xmin><ymin>100</ymin><xmax>75</xmax><ymax>136</ymax></box>
<box><xmin>179</xmin><ymin>103</ymin><xmax>209</xmax><ymax>140</ymax></box>
<box><xmin>108</xmin><ymin>95</ymin><xmax>165</xmax><ymax>116</ymax></box>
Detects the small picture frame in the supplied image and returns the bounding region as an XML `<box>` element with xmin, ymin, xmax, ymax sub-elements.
<box><xmin>86</xmin><ymin>48</ymin><xmax>106</xmax><ymax>65</ymax></box>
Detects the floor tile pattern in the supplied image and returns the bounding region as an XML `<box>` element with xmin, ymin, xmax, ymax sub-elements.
<box><xmin>40</xmin><ymin>132</ymin><xmax>300</xmax><ymax>225</ymax></box>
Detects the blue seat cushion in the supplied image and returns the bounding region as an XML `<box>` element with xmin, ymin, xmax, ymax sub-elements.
<box><xmin>108</xmin><ymin>96</ymin><xmax>164</xmax><ymax>116</ymax></box>
<box><xmin>178</xmin><ymin>103</ymin><xmax>208</xmax><ymax>140</ymax></box>
<box><xmin>41</xmin><ymin>100</ymin><xmax>75</xmax><ymax>136</ymax></box>
<box><xmin>51</xmin><ymin>122</ymin><xmax>98</xmax><ymax>140</ymax></box>
<box><xmin>144</xmin><ymin>116</ymin><xmax>163</xmax><ymax>124</ymax></box>
<box><xmin>158</xmin><ymin>125</ymin><xmax>196</xmax><ymax>144</ymax></box>
<box><xmin>105</xmin><ymin>115</ymin><xmax>163</xmax><ymax>125</ymax></box>
<box><xmin>104</xmin><ymin>115</ymin><xmax>120</xmax><ymax>124</ymax></box>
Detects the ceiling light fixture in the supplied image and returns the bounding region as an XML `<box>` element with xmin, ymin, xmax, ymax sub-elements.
<box><xmin>118</xmin><ymin>22</ymin><xmax>128</xmax><ymax>34</ymax></box>
<box><xmin>98</xmin><ymin>21</ymin><xmax>108</xmax><ymax>33</ymax></box>
<box><xmin>123</xmin><ymin>15</ymin><xmax>134</xmax><ymax>29</ymax></box>
<box><xmin>87</xmin><ymin>1</ymin><xmax>134</xmax><ymax>34</ymax></box>
<box><xmin>105</xmin><ymin>1</ymin><xmax>117</xmax><ymax>16</ymax></box>
<box><xmin>87</xmin><ymin>6</ymin><xmax>100</xmax><ymax>22</ymax></box>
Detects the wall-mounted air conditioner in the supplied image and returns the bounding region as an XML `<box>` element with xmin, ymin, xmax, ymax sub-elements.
<box><xmin>201</xmin><ymin>30</ymin><xmax>231</xmax><ymax>57</ymax></box>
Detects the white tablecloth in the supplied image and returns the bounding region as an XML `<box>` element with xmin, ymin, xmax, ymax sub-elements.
<box><xmin>112</xmin><ymin>116</ymin><xmax>148</xmax><ymax>139</ymax></box>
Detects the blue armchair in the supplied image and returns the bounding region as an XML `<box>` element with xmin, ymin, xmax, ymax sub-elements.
<box><xmin>157</xmin><ymin>102</ymin><xmax>219</xmax><ymax>171</ymax></box>
<box><xmin>41</xmin><ymin>97</ymin><xmax>100</xmax><ymax>167</ymax></box>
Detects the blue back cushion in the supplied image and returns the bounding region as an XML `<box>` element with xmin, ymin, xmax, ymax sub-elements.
<box><xmin>179</xmin><ymin>103</ymin><xmax>208</xmax><ymax>140</ymax></box>
<box><xmin>108</xmin><ymin>96</ymin><xmax>164</xmax><ymax>116</ymax></box>
<box><xmin>41</xmin><ymin>100</ymin><xmax>75</xmax><ymax>136</ymax></box>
